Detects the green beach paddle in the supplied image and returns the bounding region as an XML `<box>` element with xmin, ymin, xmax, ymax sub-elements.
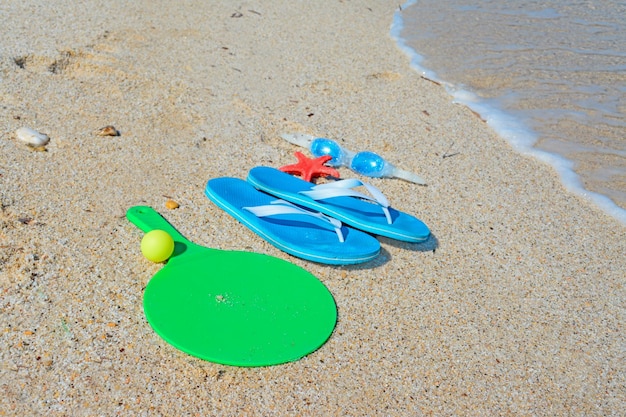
<box><xmin>126</xmin><ymin>206</ymin><xmax>337</xmax><ymax>367</ymax></box>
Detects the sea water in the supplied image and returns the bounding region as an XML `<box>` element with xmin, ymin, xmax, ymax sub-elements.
<box><xmin>391</xmin><ymin>0</ymin><xmax>626</xmax><ymax>224</ymax></box>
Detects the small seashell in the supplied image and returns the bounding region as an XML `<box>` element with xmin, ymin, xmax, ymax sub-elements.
<box><xmin>16</xmin><ymin>127</ymin><xmax>50</xmax><ymax>147</ymax></box>
<box><xmin>97</xmin><ymin>125</ymin><xmax>120</xmax><ymax>137</ymax></box>
<box><xmin>165</xmin><ymin>199</ymin><xmax>180</xmax><ymax>209</ymax></box>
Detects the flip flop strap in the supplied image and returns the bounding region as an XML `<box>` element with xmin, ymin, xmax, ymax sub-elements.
<box><xmin>243</xmin><ymin>200</ymin><xmax>345</xmax><ymax>242</ymax></box>
<box><xmin>300</xmin><ymin>179</ymin><xmax>392</xmax><ymax>224</ymax></box>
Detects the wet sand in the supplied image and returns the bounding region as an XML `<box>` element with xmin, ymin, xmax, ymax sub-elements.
<box><xmin>1</xmin><ymin>1</ymin><xmax>624</xmax><ymax>415</ymax></box>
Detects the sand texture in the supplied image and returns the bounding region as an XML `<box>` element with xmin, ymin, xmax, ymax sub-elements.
<box><xmin>1</xmin><ymin>1</ymin><xmax>624</xmax><ymax>415</ymax></box>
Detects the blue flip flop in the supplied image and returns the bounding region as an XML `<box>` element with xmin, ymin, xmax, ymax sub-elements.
<box><xmin>247</xmin><ymin>167</ymin><xmax>431</xmax><ymax>243</ymax></box>
<box><xmin>205</xmin><ymin>177</ymin><xmax>380</xmax><ymax>265</ymax></box>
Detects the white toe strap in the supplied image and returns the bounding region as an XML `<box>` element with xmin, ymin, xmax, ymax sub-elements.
<box><xmin>300</xmin><ymin>179</ymin><xmax>392</xmax><ymax>224</ymax></box>
<box><xmin>243</xmin><ymin>200</ymin><xmax>345</xmax><ymax>242</ymax></box>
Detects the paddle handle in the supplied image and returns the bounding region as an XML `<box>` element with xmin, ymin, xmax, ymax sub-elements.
<box><xmin>126</xmin><ymin>206</ymin><xmax>188</xmax><ymax>242</ymax></box>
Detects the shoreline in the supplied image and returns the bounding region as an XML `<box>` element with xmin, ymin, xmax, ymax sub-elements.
<box><xmin>1</xmin><ymin>1</ymin><xmax>624</xmax><ymax>415</ymax></box>
<box><xmin>392</xmin><ymin>1</ymin><xmax>626</xmax><ymax>225</ymax></box>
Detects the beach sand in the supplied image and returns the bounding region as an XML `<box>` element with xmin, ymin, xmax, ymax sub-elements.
<box><xmin>1</xmin><ymin>1</ymin><xmax>624</xmax><ymax>415</ymax></box>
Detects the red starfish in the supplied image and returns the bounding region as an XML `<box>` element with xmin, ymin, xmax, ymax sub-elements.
<box><xmin>279</xmin><ymin>151</ymin><xmax>340</xmax><ymax>182</ymax></box>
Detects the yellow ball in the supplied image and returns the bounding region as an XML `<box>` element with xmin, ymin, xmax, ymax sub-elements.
<box><xmin>141</xmin><ymin>230</ymin><xmax>175</xmax><ymax>263</ymax></box>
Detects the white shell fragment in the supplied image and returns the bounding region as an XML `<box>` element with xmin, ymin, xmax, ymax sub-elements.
<box><xmin>15</xmin><ymin>127</ymin><xmax>50</xmax><ymax>147</ymax></box>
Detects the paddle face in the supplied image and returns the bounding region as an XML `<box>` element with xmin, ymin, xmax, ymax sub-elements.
<box><xmin>126</xmin><ymin>206</ymin><xmax>337</xmax><ymax>367</ymax></box>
